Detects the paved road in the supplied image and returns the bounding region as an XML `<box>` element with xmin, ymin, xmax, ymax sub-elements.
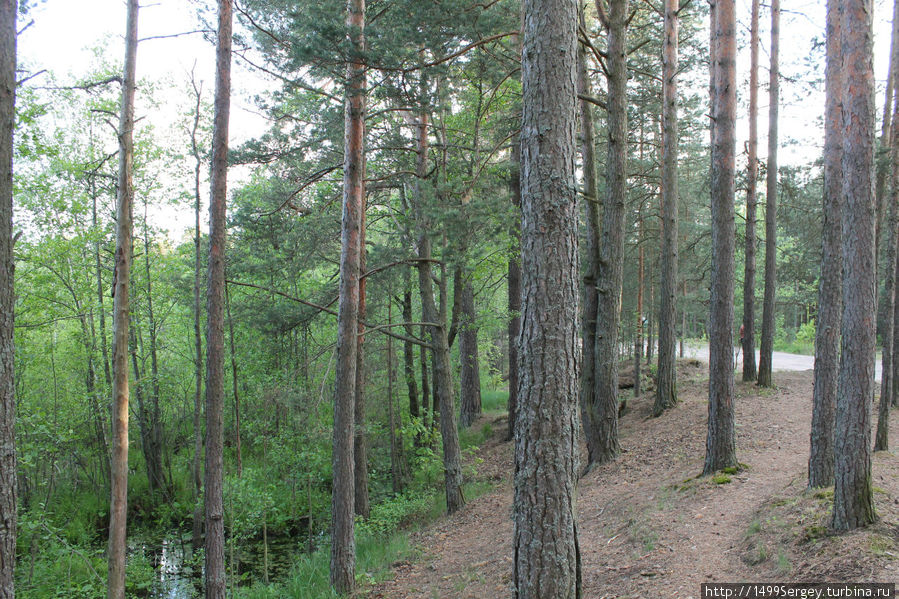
<box><xmin>683</xmin><ymin>343</ymin><xmax>883</xmax><ymax>382</ymax></box>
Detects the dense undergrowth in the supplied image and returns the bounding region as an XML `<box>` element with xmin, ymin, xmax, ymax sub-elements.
<box><xmin>15</xmin><ymin>386</ymin><xmax>507</xmax><ymax>598</ymax></box>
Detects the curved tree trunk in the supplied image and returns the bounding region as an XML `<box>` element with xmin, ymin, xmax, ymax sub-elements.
<box><xmin>654</xmin><ymin>0</ymin><xmax>679</xmax><ymax>415</ymax></box>
<box><xmin>0</xmin><ymin>1</ymin><xmax>15</xmax><ymax>595</ymax></box>
<box><xmin>757</xmin><ymin>0</ymin><xmax>780</xmax><ymax>388</ymax></box>
<box><xmin>703</xmin><ymin>0</ymin><xmax>738</xmax><ymax>475</ymax></box>
<box><xmin>513</xmin><ymin>0</ymin><xmax>581</xmax><ymax>594</ymax></box>
<box><xmin>204</xmin><ymin>1</ymin><xmax>232</xmax><ymax>596</ymax></box>
<box><xmin>832</xmin><ymin>0</ymin><xmax>877</xmax><ymax>532</ymax></box>
<box><xmin>586</xmin><ymin>0</ymin><xmax>628</xmax><ymax>467</ymax></box>
<box><xmin>808</xmin><ymin>0</ymin><xmax>843</xmax><ymax>489</ymax></box>
<box><xmin>330</xmin><ymin>0</ymin><xmax>365</xmax><ymax>590</ymax></box>
<box><xmin>742</xmin><ymin>0</ymin><xmax>759</xmax><ymax>383</ymax></box>
<box><xmin>107</xmin><ymin>2</ymin><xmax>138</xmax><ymax>597</ymax></box>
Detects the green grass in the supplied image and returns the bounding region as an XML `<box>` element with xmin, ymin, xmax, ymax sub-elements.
<box><xmin>480</xmin><ymin>388</ymin><xmax>509</xmax><ymax>413</ymax></box>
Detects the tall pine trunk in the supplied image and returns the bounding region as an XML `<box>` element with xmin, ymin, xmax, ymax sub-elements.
<box><xmin>654</xmin><ymin>0</ymin><xmax>679</xmax><ymax>415</ymax></box>
<box><xmin>107</xmin><ymin>2</ymin><xmax>138</xmax><ymax>596</ymax></box>
<box><xmin>703</xmin><ymin>0</ymin><xmax>738</xmax><ymax>475</ymax></box>
<box><xmin>757</xmin><ymin>0</ymin><xmax>780</xmax><ymax>388</ymax></box>
<box><xmin>808</xmin><ymin>0</ymin><xmax>843</xmax><ymax>489</ymax></box>
<box><xmin>742</xmin><ymin>0</ymin><xmax>759</xmax><ymax>383</ymax></box>
<box><xmin>0</xmin><ymin>1</ymin><xmax>15</xmax><ymax>595</ymax></box>
<box><xmin>832</xmin><ymin>0</ymin><xmax>877</xmax><ymax>532</ymax></box>
<box><xmin>330</xmin><ymin>0</ymin><xmax>365</xmax><ymax>589</ymax></box>
<box><xmin>585</xmin><ymin>0</ymin><xmax>628</xmax><ymax>467</ymax></box>
<box><xmin>204</xmin><ymin>1</ymin><xmax>232</xmax><ymax>596</ymax></box>
<box><xmin>513</xmin><ymin>0</ymin><xmax>580</xmax><ymax>594</ymax></box>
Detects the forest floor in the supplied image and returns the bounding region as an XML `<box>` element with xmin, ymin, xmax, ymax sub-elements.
<box><xmin>368</xmin><ymin>360</ymin><xmax>899</xmax><ymax>598</ymax></box>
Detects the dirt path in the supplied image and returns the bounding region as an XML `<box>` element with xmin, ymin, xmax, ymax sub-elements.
<box><xmin>369</xmin><ymin>363</ymin><xmax>899</xmax><ymax>599</ymax></box>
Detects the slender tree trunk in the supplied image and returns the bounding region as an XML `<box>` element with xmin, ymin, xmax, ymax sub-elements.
<box><xmin>0</xmin><ymin>2</ymin><xmax>15</xmax><ymax>595</ymax></box>
<box><xmin>876</xmin><ymin>0</ymin><xmax>899</xmax><ymax>271</ymax></box>
<box><xmin>353</xmin><ymin>199</ymin><xmax>370</xmax><ymax>518</ymax></box>
<box><xmin>401</xmin><ymin>268</ymin><xmax>419</xmax><ymax>426</ymax></box>
<box><xmin>387</xmin><ymin>299</ymin><xmax>406</xmax><ymax>494</ymax></box>
<box><xmin>703</xmin><ymin>0</ymin><xmax>738</xmax><ymax>475</ymax></box>
<box><xmin>808</xmin><ymin>0</ymin><xmax>843</xmax><ymax>489</ymax></box>
<box><xmin>757</xmin><ymin>0</ymin><xmax>780</xmax><ymax>388</ymax></box>
<box><xmin>635</xmin><ymin>216</ymin><xmax>644</xmax><ymax>398</ymax></box>
<box><xmin>877</xmin><ymin>0</ymin><xmax>899</xmax><ymax>421</ymax></box>
<box><xmin>892</xmin><ymin>230</ymin><xmax>899</xmax><ymax>411</ymax></box>
<box><xmin>225</xmin><ymin>284</ymin><xmax>241</xmax><ymax>478</ymax></box>
<box><xmin>204</xmin><ymin>2</ymin><xmax>232</xmax><ymax>596</ymax></box>
<box><xmin>330</xmin><ymin>0</ymin><xmax>365</xmax><ymax>590</ymax></box>
<box><xmin>107</xmin><ymin>2</ymin><xmax>138</xmax><ymax>597</ymax></box>
<box><xmin>142</xmin><ymin>210</ymin><xmax>164</xmax><ymax>494</ymax></box>
<box><xmin>129</xmin><ymin>321</ymin><xmax>159</xmax><ymax>499</ymax></box>
<box><xmin>742</xmin><ymin>0</ymin><xmax>760</xmax><ymax>383</ymax></box>
<box><xmin>413</xmin><ymin>96</ymin><xmax>464</xmax><ymax>513</ymax></box>
<box><xmin>188</xmin><ymin>78</ymin><xmax>205</xmax><ymax>549</ymax></box>
<box><xmin>832</xmin><ymin>0</ymin><xmax>877</xmax><ymax>532</ymax></box>
<box><xmin>420</xmin><ymin>327</ymin><xmax>430</xmax><ymax>430</ymax></box>
<box><xmin>585</xmin><ymin>0</ymin><xmax>628</xmax><ymax>467</ymax></box>
<box><xmin>655</xmin><ymin>0</ymin><xmax>679</xmax><ymax>414</ymax></box>
<box><xmin>577</xmin><ymin>5</ymin><xmax>601</xmax><ymax>446</ymax></box>
<box><xmin>875</xmin><ymin>120</ymin><xmax>898</xmax><ymax>450</ymax></box>
<box><xmin>507</xmin><ymin>142</ymin><xmax>522</xmax><ymax>442</ymax></box>
<box><xmin>458</xmin><ymin>276</ymin><xmax>482</xmax><ymax>428</ymax></box>
<box><xmin>514</xmin><ymin>0</ymin><xmax>580</xmax><ymax>594</ymax></box>
<box><xmin>93</xmin><ymin>190</ymin><xmax>112</xmax><ymax>389</ymax></box>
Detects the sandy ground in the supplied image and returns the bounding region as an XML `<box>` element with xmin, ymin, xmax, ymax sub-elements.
<box><xmin>367</xmin><ymin>361</ymin><xmax>899</xmax><ymax>599</ymax></box>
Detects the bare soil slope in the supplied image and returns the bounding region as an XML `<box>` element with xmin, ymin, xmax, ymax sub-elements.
<box><xmin>369</xmin><ymin>362</ymin><xmax>899</xmax><ymax>598</ymax></box>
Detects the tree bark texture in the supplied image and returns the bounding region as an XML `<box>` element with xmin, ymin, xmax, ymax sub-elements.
<box><xmin>204</xmin><ymin>1</ymin><xmax>232</xmax><ymax>596</ymax></box>
<box><xmin>757</xmin><ymin>0</ymin><xmax>779</xmax><ymax>388</ymax></box>
<box><xmin>585</xmin><ymin>0</ymin><xmax>628</xmax><ymax>467</ymax></box>
<box><xmin>703</xmin><ymin>0</ymin><xmax>738</xmax><ymax>475</ymax></box>
<box><xmin>513</xmin><ymin>0</ymin><xmax>581</xmax><ymax>596</ymax></box>
<box><xmin>107</xmin><ymin>2</ymin><xmax>138</xmax><ymax>597</ymax></box>
<box><xmin>330</xmin><ymin>0</ymin><xmax>365</xmax><ymax>590</ymax></box>
<box><xmin>458</xmin><ymin>276</ymin><xmax>482</xmax><ymax>428</ymax></box>
<box><xmin>808</xmin><ymin>0</ymin><xmax>842</xmax><ymax>489</ymax></box>
<box><xmin>832</xmin><ymin>0</ymin><xmax>877</xmax><ymax>532</ymax></box>
<box><xmin>0</xmin><ymin>2</ymin><xmax>14</xmax><ymax>596</ymax></box>
<box><xmin>654</xmin><ymin>0</ymin><xmax>679</xmax><ymax>415</ymax></box>
<box><xmin>742</xmin><ymin>0</ymin><xmax>760</xmax><ymax>383</ymax></box>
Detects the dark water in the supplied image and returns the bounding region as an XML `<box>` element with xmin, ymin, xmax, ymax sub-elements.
<box><xmin>134</xmin><ymin>533</ymin><xmax>304</xmax><ymax>598</ymax></box>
